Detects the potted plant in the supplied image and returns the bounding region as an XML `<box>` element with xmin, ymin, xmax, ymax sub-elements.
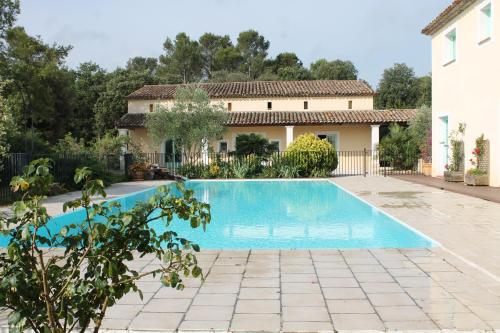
<box><xmin>465</xmin><ymin>134</ymin><xmax>488</xmax><ymax>186</ymax></box>
<box><xmin>421</xmin><ymin>130</ymin><xmax>432</xmax><ymax>176</ymax></box>
<box><xmin>128</xmin><ymin>162</ymin><xmax>149</xmax><ymax>181</ymax></box>
<box><xmin>444</xmin><ymin>123</ymin><xmax>466</xmax><ymax>182</ymax></box>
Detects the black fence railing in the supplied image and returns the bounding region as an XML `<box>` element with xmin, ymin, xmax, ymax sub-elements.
<box><xmin>125</xmin><ymin>149</ymin><xmax>423</xmax><ymax>179</ymax></box>
<box><xmin>0</xmin><ymin>153</ymin><xmax>122</xmax><ymax>204</ymax></box>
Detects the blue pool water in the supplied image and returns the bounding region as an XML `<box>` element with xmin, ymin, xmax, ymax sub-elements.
<box><xmin>0</xmin><ymin>180</ymin><xmax>435</xmax><ymax>249</ymax></box>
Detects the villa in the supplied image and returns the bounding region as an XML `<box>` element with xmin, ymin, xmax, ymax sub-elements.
<box><xmin>423</xmin><ymin>0</ymin><xmax>500</xmax><ymax>186</ymax></box>
<box><xmin>117</xmin><ymin>80</ymin><xmax>417</xmax><ymax>158</ymax></box>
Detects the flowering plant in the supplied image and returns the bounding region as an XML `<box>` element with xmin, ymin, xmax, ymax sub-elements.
<box><xmin>466</xmin><ymin>134</ymin><xmax>487</xmax><ymax>176</ymax></box>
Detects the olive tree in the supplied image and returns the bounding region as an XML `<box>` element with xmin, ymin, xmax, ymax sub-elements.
<box><xmin>0</xmin><ymin>159</ymin><xmax>210</xmax><ymax>333</ymax></box>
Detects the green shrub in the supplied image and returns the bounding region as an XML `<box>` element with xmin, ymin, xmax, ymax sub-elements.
<box><xmin>235</xmin><ymin>134</ymin><xmax>278</xmax><ymax>156</ymax></box>
<box><xmin>178</xmin><ymin>163</ymin><xmax>208</xmax><ymax>179</ymax></box>
<box><xmin>378</xmin><ymin>124</ymin><xmax>419</xmax><ymax>170</ymax></box>
<box><xmin>285</xmin><ymin>133</ymin><xmax>338</xmax><ymax>177</ymax></box>
<box><xmin>232</xmin><ymin>159</ymin><xmax>251</xmax><ymax>178</ymax></box>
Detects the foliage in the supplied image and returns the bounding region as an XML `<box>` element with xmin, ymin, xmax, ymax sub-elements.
<box><xmin>310</xmin><ymin>59</ymin><xmax>358</xmax><ymax>80</ymax></box>
<box><xmin>208</xmin><ymin>70</ymin><xmax>251</xmax><ymax>83</ymax></box>
<box><xmin>54</xmin><ymin>133</ymin><xmax>87</xmax><ymax>155</ymax></box>
<box><xmin>0</xmin><ymin>80</ymin><xmax>10</xmax><ymax>159</ymax></box>
<box><xmin>416</xmin><ymin>75</ymin><xmax>432</xmax><ymax>107</ymax></box>
<box><xmin>277</xmin><ymin>66</ymin><xmax>312</xmax><ymax>81</ymax></box>
<box><xmin>237</xmin><ymin>30</ymin><xmax>270</xmax><ymax>79</ymax></box>
<box><xmin>235</xmin><ymin>133</ymin><xmax>278</xmax><ymax>156</ymax></box>
<box><xmin>6</xmin><ymin>130</ymin><xmax>52</xmax><ymax>154</ymax></box>
<box><xmin>199</xmin><ymin>33</ymin><xmax>241</xmax><ymax>79</ymax></box>
<box><xmin>447</xmin><ymin>123</ymin><xmax>466</xmax><ymax>172</ymax></box>
<box><xmin>0</xmin><ymin>0</ymin><xmax>18</xmax><ymax>41</ymax></box>
<box><xmin>467</xmin><ymin>134</ymin><xmax>487</xmax><ymax>175</ymax></box>
<box><xmin>378</xmin><ymin>124</ymin><xmax>419</xmax><ymax>170</ymax></box>
<box><xmin>159</xmin><ymin>32</ymin><xmax>203</xmax><ymax>83</ymax></box>
<box><xmin>408</xmin><ymin>106</ymin><xmax>432</xmax><ymax>161</ymax></box>
<box><xmin>146</xmin><ymin>87</ymin><xmax>228</xmax><ymax>160</ymax></box>
<box><xmin>0</xmin><ymin>159</ymin><xmax>210</xmax><ymax>333</ymax></box>
<box><xmin>285</xmin><ymin>133</ymin><xmax>338</xmax><ymax>177</ymax></box>
<box><xmin>232</xmin><ymin>158</ymin><xmax>251</xmax><ymax>178</ymax></box>
<box><xmin>375</xmin><ymin>63</ymin><xmax>420</xmax><ymax>109</ymax></box>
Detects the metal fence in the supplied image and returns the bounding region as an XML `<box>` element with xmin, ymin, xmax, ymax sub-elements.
<box><xmin>125</xmin><ymin>149</ymin><xmax>423</xmax><ymax>178</ymax></box>
<box><xmin>0</xmin><ymin>153</ymin><xmax>122</xmax><ymax>204</ymax></box>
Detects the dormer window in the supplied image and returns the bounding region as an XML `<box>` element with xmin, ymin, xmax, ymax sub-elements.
<box><xmin>267</xmin><ymin>101</ymin><xmax>272</xmax><ymax>110</ymax></box>
<box><xmin>443</xmin><ymin>28</ymin><xmax>457</xmax><ymax>65</ymax></box>
<box><xmin>149</xmin><ymin>104</ymin><xmax>154</xmax><ymax>112</ymax></box>
<box><xmin>348</xmin><ymin>100</ymin><xmax>353</xmax><ymax>109</ymax></box>
<box><xmin>304</xmin><ymin>101</ymin><xmax>308</xmax><ymax>110</ymax></box>
<box><xmin>479</xmin><ymin>1</ymin><xmax>492</xmax><ymax>43</ymax></box>
<box><xmin>228</xmin><ymin>102</ymin><xmax>232</xmax><ymax>111</ymax></box>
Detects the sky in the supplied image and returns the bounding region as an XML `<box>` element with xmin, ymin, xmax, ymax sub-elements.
<box><xmin>17</xmin><ymin>0</ymin><xmax>449</xmax><ymax>88</ymax></box>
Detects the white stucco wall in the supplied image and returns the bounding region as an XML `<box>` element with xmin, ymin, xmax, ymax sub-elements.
<box><xmin>430</xmin><ymin>0</ymin><xmax>500</xmax><ymax>186</ymax></box>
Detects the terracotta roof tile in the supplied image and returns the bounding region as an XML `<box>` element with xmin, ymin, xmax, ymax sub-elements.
<box><xmin>127</xmin><ymin>80</ymin><xmax>375</xmax><ymax>100</ymax></box>
<box><xmin>117</xmin><ymin>109</ymin><xmax>417</xmax><ymax>128</ymax></box>
<box><xmin>422</xmin><ymin>0</ymin><xmax>476</xmax><ymax>35</ymax></box>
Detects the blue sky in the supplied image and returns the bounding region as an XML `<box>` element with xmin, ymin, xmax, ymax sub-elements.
<box><xmin>17</xmin><ymin>0</ymin><xmax>449</xmax><ymax>87</ymax></box>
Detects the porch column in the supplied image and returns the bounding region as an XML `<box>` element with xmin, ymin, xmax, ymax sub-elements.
<box><xmin>118</xmin><ymin>128</ymin><xmax>129</xmax><ymax>171</ymax></box>
<box><xmin>370</xmin><ymin>124</ymin><xmax>380</xmax><ymax>152</ymax></box>
<box><xmin>285</xmin><ymin>126</ymin><xmax>294</xmax><ymax>147</ymax></box>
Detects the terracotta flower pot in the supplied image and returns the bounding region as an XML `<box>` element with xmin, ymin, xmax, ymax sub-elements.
<box><xmin>465</xmin><ymin>174</ymin><xmax>489</xmax><ymax>186</ymax></box>
<box><xmin>422</xmin><ymin>162</ymin><xmax>432</xmax><ymax>176</ymax></box>
<box><xmin>131</xmin><ymin>170</ymin><xmax>145</xmax><ymax>181</ymax></box>
<box><xmin>444</xmin><ymin>171</ymin><xmax>464</xmax><ymax>182</ymax></box>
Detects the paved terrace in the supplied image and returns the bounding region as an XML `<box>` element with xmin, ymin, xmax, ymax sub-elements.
<box><xmin>1</xmin><ymin>176</ymin><xmax>500</xmax><ymax>332</ymax></box>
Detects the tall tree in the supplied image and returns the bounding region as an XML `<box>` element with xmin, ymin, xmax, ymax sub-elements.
<box><xmin>0</xmin><ymin>27</ymin><xmax>75</xmax><ymax>145</ymax></box>
<box><xmin>310</xmin><ymin>59</ymin><xmax>358</xmax><ymax>80</ymax></box>
<box><xmin>416</xmin><ymin>75</ymin><xmax>432</xmax><ymax>107</ymax></box>
<box><xmin>71</xmin><ymin>62</ymin><xmax>108</xmax><ymax>142</ymax></box>
<box><xmin>94</xmin><ymin>68</ymin><xmax>158</xmax><ymax>136</ymax></box>
<box><xmin>199</xmin><ymin>33</ymin><xmax>237</xmax><ymax>79</ymax></box>
<box><xmin>0</xmin><ymin>0</ymin><xmax>19</xmax><ymax>41</ymax></box>
<box><xmin>375</xmin><ymin>63</ymin><xmax>419</xmax><ymax>109</ymax></box>
<box><xmin>159</xmin><ymin>32</ymin><xmax>203</xmax><ymax>83</ymax></box>
<box><xmin>237</xmin><ymin>30</ymin><xmax>270</xmax><ymax>79</ymax></box>
<box><xmin>126</xmin><ymin>57</ymin><xmax>159</xmax><ymax>77</ymax></box>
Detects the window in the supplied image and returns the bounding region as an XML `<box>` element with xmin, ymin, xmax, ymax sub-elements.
<box><xmin>219</xmin><ymin>141</ymin><xmax>228</xmax><ymax>153</ymax></box>
<box><xmin>270</xmin><ymin>140</ymin><xmax>280</xmax><ymax>152</ymax></box>
<box><xmin>348</xmin><ymin>100</ymin><xmax>353</xmax><ymax>109</ymax></box>
<box><xmin>304</xmin><ymin>101</ymin><xmax>308</xmax><ymax>110</ymax></box>
<box><xmin>317</xmin><ymin>133</ymin><xmax>339</xmax><ymax>150</ymax></box>
<box><xmin>149</xmin><ymin>104</ymin><xmax>154</xmax><ymax>112</ymax></box>
<box><xmin>267</xmin><ymin>101</ymin><xmax>272</xmax><ymax>110</ymax></box>
<box><xmin>479</xmin><ymin>1</ymin><xmax>492</xmax><ymax>43</ymax></box>
<box><xmin>444</xmin><ymin>28</ymin><xmax>457</xmax><ymax>64</ymax></box>
<box><xmin>227</xmin><ymin>102</ymin><xmax>232</xmax><ymax>111</ymax></box>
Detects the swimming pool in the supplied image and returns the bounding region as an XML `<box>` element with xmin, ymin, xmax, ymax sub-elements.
<box><xmin>0</xmin><ymin>180</ymin><xmax>435</xmax><ymax>249</ymax></box>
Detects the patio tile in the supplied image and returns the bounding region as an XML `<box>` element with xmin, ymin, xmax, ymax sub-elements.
<box><xmin>468</xmin><ymin>304</ymin><xmax>500</xmax><ymax>321</ymax></box>
<box><xmin>316</xmin><ymin>268</ymin><xmax>353</xmax><ymax>278</ymax></box>
<box><xmin>281</xmin><ymin>264</ymin><xmax>315</xmax><ymax>274</ymax></box>
<box><xmin>388</xmin><ymin>267</ymin><xmax>427</xmax><ymax>277</ymax></box>
<box><xmin>105</xmin><ymin>304</ymin><xmax>142</xmax><ymax>319</ymax></box>
<box><xmin>129</xmin><ymin>312</ymin><xmax>183</xmax><ymax>331</ymax></box>
<box><xmin>322</xmin><ymin>287</ymin><xmax>366</xmax><ymax>300</ymax></box>
<box><xmin>198</xmin><ymin>283</ymin><xmax>240</xmax><ymax>294</ymax></box>
<box><xmin>319</xmin><ymin>277</ymin><xmax>359</xmax><ymax>288</ymax></box>
<box><xmin>209</xmin><ymin>265</ymin><xmax>245</xmax><ymax>274</ymax></box>
<box><xmin>281</xmin><ymin>257</ymin><xmax>313</xmax><ymax>265</ymax></box>
<box><xmin>204</xmin><ymin>273</ymin><xmax>242</xmax><ymax>283</ymax></box>
<box><xmin>313</xmin><ymin>261</ymin><xmax>348</xmax><ymax>269</ymax></box>
<box><xmin>354</xmin><ymin>272</ymin><xmax>394</xmax><ymax>283</ymax></box>
<box><xmin>394</xmin><ymin>276</ymin><xmax>436</xmax><ymax>288</ymax></box>
<box><xmin>282</xmin><ymin>321</ymin><xmax>334</xmax><ymax>332</ymax></box>
<box><xmin>184</xmin><ymin>305</ymin><xmax>233</xmax><ymax>321</ymax></box>
<box><xmin>367</xmin><ymin>293</ymin><xmax>415</xmax><ymax>306</ymax></box>
<box><xmin>230</xmin><ymin>314</ymin><xmax>280</xmax><ymax>332</ymax></box>
<box><xmin>235</xmin><ymin>300</ymin><xmax>280</xmax><ymax>313</ymax></box>
<box><xmin>142</xmin><ymin>298</ymin><xmax>192</xmax><ymax>312</ymax></box>
<box><xmin>429</xmin><ymin>312</ymin><xmax>491</xmax><ymax>330</ymax></box>
<box><xmin>360</xmin><ymin>282</ymin><xmax>404</xmax><ymax>293</ymax></box>
<box><xmin>375</xmin><ymin>305</ymin><xmax>429</xmax><ymax>322</ymax></box>
<box><xmin>384</xmin><ymin>320</ymin><xmax>439</xmax><ymax>330</ymax></box>
<box><xmin>178</xmin><ymin>320</ymin><xmax>230</xmax><ymax>331</ymax></box>
<box><xmin>192</xmin><ymin>293</ymin><xmax>237</xmax><ymax>306</ymax></box>
<box><xmin>283</xmin><ymin>306</ymin><xmax>330</xmax><ymax>322</ymax></box>
<box><xmin>136</xmin><ymin>281</ymin><xmax>162</xmax><ymax>293</ymax></box>
<box><xmin>239</xmin><ymin>287</ymin><xmax>280</xmax><ymax>299</ymax></box>
<box><xmin>154</xmin><ymin>287</ymin><xmax>198</xmax><ymax>299</ymax></box>
<box><xmin>453</xmin><ymin>290</ymin><xmax>500</xmax><ymax>305</ymax></box>
<box><xmin>281</xmin><ymin>273</ymin><xmax>318</xmax><ymax>283</ymax></box>
<box><xmin>281</xmin><ymin>282</ymin><xmax>321</xmax><ymax>293</ymax></box>
<box><xmin>349</xmin><ymin>264</ymin><xmax>386</xmax><ymax>273</ymax></box>
<box><xmin>404</xmin><ymin>286</ymin><xmax>452</xmax><ymax>300</ymax></box>
<box><xmin>331</xmin><ymin>313</ymin><xmax>384</xmax><ymax>330</ymax></box>
<box><xmin>244</xmin><ymin>268</ymin><xmax>279</xmax><ymax>278</ymax></box>
<box><xmin>416</xmin><ymin>298</ymin><xmax>470</xmax><ymax>314</ymax></box>
<box><xmin>327</xmin><ymin>299</ymin><xmax>375</xmax><ymax>314</ymax></box>
<box><xmin>282</xmin><ymin>293</ymin><xmax>326</xmax><ymax>306</ymax></box>
<box><xmin>118</xmin><ymin>291</ymin><xmax>154</xmax><ymax>305</ymax></box>
<box><xmin>218</xmin><ymin>250</ymin><xmax>249</xmax><ymax>257</ymax></box>
<box><xmin>241</xmin><ymin>277</ymin><xmax>279</xmax><ymax>287</ymax></box>
<box><xmin>100</xmin><ymin>318</ymin><xmax>131</xmax><ymax>330</ymax></box>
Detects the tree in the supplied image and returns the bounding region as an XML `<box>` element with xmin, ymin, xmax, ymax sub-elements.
<box><xmin>159</xmin><ymin>32</ymin><xmax>203</xmax><ymax>83</ymax></box>
<box><xmin>375</xmin><ymin>63</ymin><xmax>420</xmax><ymax>109</ymax></box>
<box><xmin>417</xmin><ymin>75</ymin><xmax>432</xmax><ymax>107</ymax></box>
<box><xmin>271</xmin><ymin>52</ymin><xmax>302</xmax><ymax>71</ymax></box>
<box><xmin>126</xmin><ymin>57</ymin><xmax>159</xmax><ymax>77</ymax></box>
<box><xmin>0</xmin><ymin>80</ymin><xmax>10</xmax><ymax>173</ymax></box>
<box><xmin>277</xmin><ymin>66</ymin><xmax>312</xmax><ymax>81</ymax></box>
<box><xmin>235</xmin><ymin>133</ymin><xmax>278</xmax><ymax>156</ymax></box>
<box><xmin>208</xmin><ymin>70</ymin><xmax>250</xmax><ymax>83</ymax></box>
<box><xmin>0</xmin><ymin>0</ymin><xmax>19</xmax><ymax>41</ymax></box>
<box><xmin>71</xmin><ymin>62</ymin><xmax>108</xmax><ymax>142</ymax></box>
<box><xmin>94</xmin><ymin>68</ymin><xmax>158</xmax><ymax>136</ymax></box>
<box><xmin>199</xmin><ymin>33</ymin><xmax>236</xmax><ymax>79</ymax></box>
<box><xmin>0</xmin><ymin>160</ymin><xmax>209</xmax><ymax>333</ymax></box>
<box><xmin>146</xmin><ymin>87</ymin><xmax>228</xmax><ymax>160</ymax></box>
<box><xmin>0</xmin><ymin>27</ymin><xmax>75</xmax><ymax>145</ymax></box>
<box><xmin>310</xmin><ymin>59</ymin><xmax>358</xmax><ymax>80</ymax></box>
<box><xmin>408</xmin><ymin>106</ymin><xmax>432</xmax><ymax>161</ymax></box>
<box><xmin>237</xmin><ymin>30</ymin><xmax>270</xmax><ymax>79</ymax></box>
<box><xmin>378</xmin><ymin>124</ymin><xmax>419</xmax><ymax>169</ymax></box>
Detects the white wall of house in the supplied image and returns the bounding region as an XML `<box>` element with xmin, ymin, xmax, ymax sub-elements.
<box><xmin>127</xmin><ymin>96</ymin><xmax>374</xmax><ymax>114</ymax></box>
<box><xmin>430</xmin><ymin>0</ymin><xmax>500</xmax><ymax>186</ymax></box>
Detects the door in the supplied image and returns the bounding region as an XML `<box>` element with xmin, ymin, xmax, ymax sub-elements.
<box><xmin>439</xmin><ymin>116</ymin><xmax>449</xmax><ymax>172</ymax></box>
<box><xmin>164</xmin><ymin>139</ymin><xmax>181</xmax><ymax>169</ymax></box>
<box><xmin>318</xmin><ymin>133</ymin><xmax>339</xmax><ymax>150</ymax></box>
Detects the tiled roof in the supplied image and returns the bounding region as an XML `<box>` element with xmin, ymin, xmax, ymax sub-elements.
<box><xmin>422</xmin><ymin>0</ymin><xmax>476</xmax><ymax>35</ymax></box>
<box><xmin>127</xmin><ymin>80</ymin><xmax>375</xmax><ymax>100</ymax></box>
<box><xmin>117</xmin><ymin>109</ymin><xmax>417</xmax><ymax>128</ymax></box>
